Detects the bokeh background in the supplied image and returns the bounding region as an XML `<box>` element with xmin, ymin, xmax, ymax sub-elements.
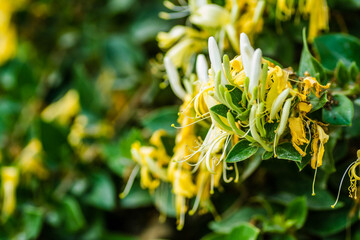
<box><xmin>1</xmin><ymin>0</ymin><xmax>360</xmax><ymax>239</ymax></box>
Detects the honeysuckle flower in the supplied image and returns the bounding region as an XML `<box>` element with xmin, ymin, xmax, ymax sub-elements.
<box><xmin>300</xmin><ymin>0</ymin><xmax>329</xmax><ymax>41</ymax></box>
<box><xmin>1</xmin><ymin>167</ymin><xmax>19</xmax><ymax>218</ymax></box>
<box><xmin>288</xmin><ymin>117</ymin><xmax>309</xmax><ymax>156</ymax></box>
<box><xmin>130</xmin><ymin>141</ymin><xmax>168</xmax><ymax>192</ymax></box>
<box><xmin>17</xmin><ymin>139</ymin><xmax>49</xmax><ymax>179</ymax></box>
<box><xmin>190</xmin><ymin>4</ymin><xmax>231</xmax><ymax>28</ymax></box>
<box><xmin>332</xmin><ymin>150</ymin><xmax>360</xmax><ymax>208</ymax></box>
<box><xmin>310</xmin><ymin>123</ymin><xmax>329</xmax><ymax>169</ymax></box>
<box><xmin>300</xmin><ymin>76</ymin><xmax>330</xmax><ymax>101</ymax></box>
<box><xmin>41</xmin><ymin>89</ymin><xmax>81</xmax><ymax>125</ymax></box>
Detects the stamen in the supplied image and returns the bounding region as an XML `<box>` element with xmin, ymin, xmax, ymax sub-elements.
<box><xmin>189</xmin><ymin>175</ymin><xmax>205</xmax><ymax>215</ymax></box>
<box><xmin>171</xmin><ymin>116</ymin><xmax>210</xmax><ymax>129</ymax></box>
<box><xmin>312</xmin><ymin>141</ymin><xmax>322</xmax><ymax>196</ymax></box>
<box><xmin>119</xmin><ymin>165</ymin><xmax>140</xmax><ymax>198</ymax></box>
<box><xmin>331</xmin><ymin>161</ymin><xmax>357</xmax><ymax>208</ymax></box>
<box><xmin>222</xmin><ymin>160</ymin><xmax>234</xmax><ymax>183</ymax></box>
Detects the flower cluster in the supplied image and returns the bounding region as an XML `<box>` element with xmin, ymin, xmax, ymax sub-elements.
<box><xmin>158</xmin><ymin>0</ymin><xmax>329</xmax><ymax>72</ymax></box>
<box><xmin>125</xmin><ymin>32</ymin><xmax>330</xmax><ymax>229</ymax></box>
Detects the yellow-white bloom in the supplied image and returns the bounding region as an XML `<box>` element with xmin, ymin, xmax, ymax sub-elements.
<box><xmin>1</xmin><ymin>167</ymin><xmax>19</xmax><ymax>218</ymax></box>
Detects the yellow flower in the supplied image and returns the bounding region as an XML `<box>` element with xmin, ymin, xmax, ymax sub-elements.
<box><xmin>130</xmin><ymin>142</ymin><xmax>168</xmax><ymax>192</ymax></box>
<box><xmin>288</xmin><ymin>117</ymin><xmax>309</xmax><ymax>156</ymax></box>
<box><xmin>1</xmin><ymin>167</ymin><xmax>19</xmax><ymax>218</ymax></box>
<box><xmin>17</xmin><ymin>139</ymin><xmax>49</xmax><ymax>179</ymax></box>
<box><xmin>310</xmin><ymin>124</ymin><xmax>329</xmax><ymax>169</ymax></box>
<box><xmin>300</xmin><ymin>0</ymin><xmax>329</xmax><ymax>41</ymax></box>
<box><xmin>300</xmin><ymin>76</ymin><xmax>330</xmax><ymax>101</ymax></box>
<box><xmin>41</xmin><ymin>90</ymin><xmax>81</xmax><ymax>125</ymax></box>
<box><xmin>190</xmin><ymin>4</ymin><xmax>231</xmax><ymax>28</ymax></box>
<box><xmin>265</xmin><ymin>66</ymin><xmax>291</xmax><ymax>114</ymax></box>
<box><xmin>276</xmin><ymin>0</ymin><xmax>294</xmax><ymax>21</ymax></box>
<box><xmin>149</xmin><ymin>129</ymin><xmax>171</xmax><ymax>166</ymax></box>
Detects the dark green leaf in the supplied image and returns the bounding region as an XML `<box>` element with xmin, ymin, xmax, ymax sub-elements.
<box><xmin>85</xmin><ymin>172</ymin><xmax>116</xmax><ymax>210</ymax></box>
<box><xmin>276</xmin><ymin>143</ymin><xmax>302</xmax><ymax>162</ymax></box>
<box><xmin>23</xmin><ymin>206</ymin><xmax>44</xmax><ymax>239</ymax></box>
<box><xmin>308</xmin><ymin>91</ymin><xmax>328</xmax><ymax>113</ymax></box>
<box><xmin>225</xmin><ymin>85</ymin><xmax>243</xmax><ymax>108</ymax></box>
<box><xmin>299</xmin><ymin>29</ymin><xmax>326</xmax><ymax>83</ymax></box>
<box><xmin>284</xmin><ymin>196</ymin><xmax>307</xmax><ymax>229</ymax></box>
<box><xmin>226</xmin><ymin>223</ymin><xmax>260</xmax><ymax>240</ymax></box>
<box><xmin>314</xmin><ymin>34</ymin><xmax>360</xmax><ymax>70</ymax></box>
<box><xmin>226</xmin><ymin>140</ymin><xmax>258</xmax><ymax>163</ymax></box>
<box><xmin>335</xmin><ymin>60</ymin><xmax>350</xmax><ymax>87</ymax></box>
<box><xmin>322</xmin><ymin>94</ymin><xmax>354</xmax><ymax>126</ymax></box>
<box><xmin>305</xmin><ymin>208</ymin><xmax>357</xmax><ymax>237</ymax></box>
<box><xmin>62</xmin><ymin>197</ymin><xmax>86</xmax><ymax>232</ymax></box>
<box><xmin>209</xmin><ymin>207</ymin><xmax>266</xmax><ymax>234</ymax></box>
<box><xmin>210</xmin><ymin>104</ymin><xmax>229</xmax><ymax>118</ymax></box>
<box><xmin>349</xmin><ymin>62</ymin><xmax>359</xmax><ymax>81</ymax></box>
<box><xmin>262</xmin><ymin>151</ymin><xmax>274</xmax><ymax>160</ymax></box>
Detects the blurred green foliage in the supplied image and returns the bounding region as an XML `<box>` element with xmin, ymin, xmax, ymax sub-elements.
<box><xmin>0</xmin><ymin>0</ymin><xmax>360</xmax><ymax>239</ymax></box>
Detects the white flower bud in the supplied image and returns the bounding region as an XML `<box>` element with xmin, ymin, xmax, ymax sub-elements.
<box><xmin>208</xmin><ymin>37</ymin><xmax>227</xmax><ymax>84</ymax></box>
<box><xmin>249</xmin><ymin>49</ymin><xmax>262</xmax><ymax>96</ymax></box>
<box><xmin>196</xmin><ymin>54</ymin><xmax>208</xmax><ymax>82</ymax></box>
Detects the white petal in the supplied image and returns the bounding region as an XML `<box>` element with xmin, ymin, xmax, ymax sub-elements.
<box><xmin>240</xmin><ymin>33</ymin><xmax>254</xmax><ymax>77</ymax></box>
<box><xmin>196</xmin><ymin>54</ymin><xmax>209</xmax><ymax>82</ymax></box>
<box><xmin>208</xmin><ymin>37</ymin><xmax>227</xmax><ymax>84</ymax></box>
<box><xmin>164</xmin><ymin>57</ymin><xmax>186</xmax><ymax>100</ymax></box>
<box><xmin>249</xmin><ymin>48</ymin><xmax>262</xmax><ymax>96</ymax></box>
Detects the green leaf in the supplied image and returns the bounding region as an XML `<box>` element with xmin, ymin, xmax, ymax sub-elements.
<box><xmin>313</xmin><ymin>33</ymin><xmax>360</xmax><ymax>70</ymax></box>
<box><xmin>349</xmin><ymin>62</ymin><xmax>359</xmax><ymax>81</ymax></box>
<box><xmin>23</xmin><ymin>205</ymin><xmax>44</xmax><ymax>239</ymax></box>
<box><xmin>226</xmin><ymin>223</ymin><xmax>260</xmax><ymax>240</ymax></box>
<box><xmin>335</xmin><ymin>60</ymin><xmax>350</xmax><ymax>87</ymax></box>
<box><xmin>322</xmin><ymin>94</ymin><xmax>354</xmax><ymax>126</ymax></box>
<box><xmin>225</xmin><ymin>85</ymin><xmax>243</xmax><ymax>108</ymax></box>
<box><xmin>62</xmin><ymin>197</ymin><xmax>86</xmax><ymax>232</ymax></box>
<box><xmin>299</xmin><ymin>29</ymin><xmax>326</xmax><ymax>83</ymax></box>
<box><xmin>262</xmin><ymin>151</ymin><xmax>274</xmax><ymax>160</ymax></box>
<box><xmin>209</xmin><ymin>207</ymin><xmax>266</xmax><ymax>234</ymax></box>
<box><xmin>304</xmin><ymin>208</ymin><xmax>357</xmax><ymax>237</ymax></box>
<box><xmin>142</xmin><ymin>106</ymin><xmax>179</xmax><ymax>136</ymax></box>
<box><xmin>284</xmin><ymin>196</ymin><xmax>307</xmax><ymax>229</ymax></box>
<box><xmin>308</xmin><ymin>91</ymin><xmax>328</xmax><ymax>113</ymax></box>
<box><xmin>85</xmin><ymin>172</ymin><xmax>116</xmax><ymax>210</ymax></box>
<box><xmin>201</xmin><ymin>233</ymin><xmax>225</xmax><ymax>240</ymax></box>
<box><xmin>226</xmin><ymin>140</ymin><xmax>259</xmax><ymax>163</ymax></box>
<box><xmin>276</xmin><ymin>143</ymin><xmax>302</xmax><ymax>162</ymax></box>
<box><xmin>210</xmin><ymin>104</ymin><xmax>229</xmax><ymax>118</ymax></box>
<box><xmin>296</xmin><ymin>153</ymin><xmax>311</xmax><ymax>171</ymax></box>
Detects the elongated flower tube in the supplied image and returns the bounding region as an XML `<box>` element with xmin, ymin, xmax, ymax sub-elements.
<box><xmin>196</xmin><ymin>54</ymin><xmax>209</xmax><ymax>83</ymax></box>
<box><xmin>270</xmin><ymin>88</ymin><xmax>291</xmax><ymax>120</ymax></box>
<box><xmin>208</xmin><ymin>37</ymin><xmax>227</xmax><ymax>84</ymax></box>
<box><xmin>248</xmin><ymin>49</ymin><xmax>262</xmax><ymax>97</ymax></box>
<box><xmin>240</xmin><ymin>33</ymin><xmax>254</xmax><ymax>78</ymax></box>
<box><xmin>164</xmin><ymin>56</ymin><xmax>187</xmax><ymax>100</ymax></box>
